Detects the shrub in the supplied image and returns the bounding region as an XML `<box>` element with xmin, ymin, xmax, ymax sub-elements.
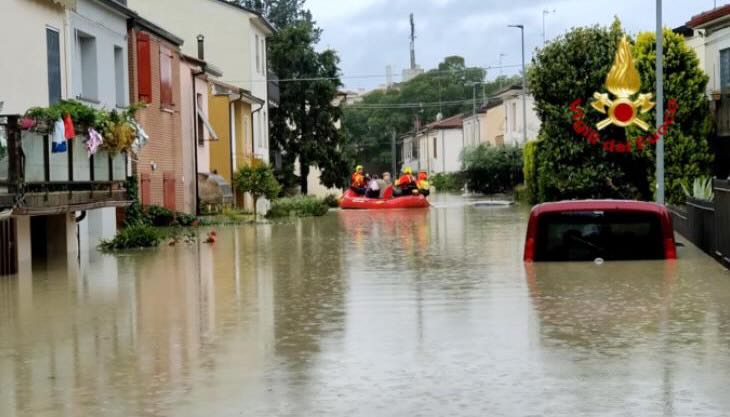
<box><xmin>323</xmin><ymin>193</ymin><xmax>340</xmax><ymax>208</ymax></box>
<box><xmin>146</xmin><ymin>205</ymin><xmax>175</xmax><ymax>226</ymax></box>
<box><xmin>680</xmin><ymin>176</ymin><xmax>714</xmax><ymax>201</ymax></box>
<box><xmin>124</xmin><ymin>175</ymin><xmax>149</xmax><ymax>226</ymax></box>
<box><xmin>234</xmin><ymin>160</ymin><xmax>281</xmax><ymax>217</ymax></box>
<box><xmin>461</xmin><ymin>144</ymin><xmax>523</xmax><ymax>194</ymax></box>
<box><xmin>175</xmin><ymin>212</ymin><xmax>198</xmax><ymax>226</ymax></box>
<box><xmin>523</xmin><ymin>140</ymin><xmax>539</xmax><ymax>204</ymax></box>
<box><xmin>100</xmin><ymin>224</ymin><xmax>162</xmax><ymax>251</ymax></box>
<box><xmin>430</xmin><ymin>172</ymin><xmax>465</xmax><ymax>192</ymax></box>
<box><xmin>266</xmin><ymin>196</ymin><xmax>329</xmax><ymax>219</ymax></box>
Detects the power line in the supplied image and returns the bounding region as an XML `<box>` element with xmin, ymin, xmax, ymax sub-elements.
<box><xmin>344</xmin><ymin>98</ymin><xmax>494</xmax><ymax>110</ymax></box>
<box><xmin>222</xmin><ymin>64</ymin><xmax>523</xmax><ymax>84</ymax></box>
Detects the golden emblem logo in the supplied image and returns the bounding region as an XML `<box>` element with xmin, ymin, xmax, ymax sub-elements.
<box><xmin>591</xmin><ymin>36</ymin><xmax>655</xmax><ymax>130</ymax></box>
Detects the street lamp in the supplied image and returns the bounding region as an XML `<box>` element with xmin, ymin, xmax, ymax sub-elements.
<box><xmin>542</xmin><ymin>9</ymin><xmax>556</xmax><ymax>45</ymax></box>
<box><xmin>508</xmin><ymin>24</ymin><xmax>528</xmax><ymax>144</ymax></box>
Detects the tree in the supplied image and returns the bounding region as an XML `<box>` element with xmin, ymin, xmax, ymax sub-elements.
<box><xmin>527</xmin><ymin>19</ymin><xmax>712</xmax><ymax>204</ymax></box>
<box><xmin>462</xmin><ymin>144</ymin><xmax>523</xmax><ymax>194</ymax></box>
<box><xmin>232</xmin><ymin>0</ymin><xmax>351</xmax><ymax>194</ymax></box>
<box><xmin>341</xmin><ymin>57</ymin><xmax>520</xmax><ymax>174</ymax></box>
<box><xmin>233</xmin><ymin>161</ymin><xmax>281</xmax><ymax>218</ymax></box>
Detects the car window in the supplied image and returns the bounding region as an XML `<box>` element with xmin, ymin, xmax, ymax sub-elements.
<box><xmin>535</xmin><ymin>211</ymin><xmax>665</xmax><ymax>261</ymax></box>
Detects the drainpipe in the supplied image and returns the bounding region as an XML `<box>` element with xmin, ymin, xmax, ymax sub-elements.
<box><xmin>251</xmin><ymin>102</ymin><xmax>264</xmax><ymax>162</ymax></box>
<box><xmin>442</xmin><ymin>130</ymin><xmax>446</xmax><ymax>173</ymax></box>
<box><xmin>191</xmin><ymin>34</ymin><xmax>206</xmax><ymax>216</ymax></box>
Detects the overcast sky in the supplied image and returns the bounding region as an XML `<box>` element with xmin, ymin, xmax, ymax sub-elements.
<box><xmin>305</xmin><ymin>0</ymin><xmax>727</xmax><ymax>90</ymax></box>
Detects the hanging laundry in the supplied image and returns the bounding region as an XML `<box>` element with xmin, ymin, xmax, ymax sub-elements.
<box><xmin>86</xmin><ymin>128</ymin><xmax>103</xmax><ymax>157</ymax></box>
<box><xmin>51</xmin><ymin>118</ymin><xmax>67</xmax><ymax>153</ymax></box>
<box><xmin>130</xmin><ymin>119</ymin><xmax>149</xmax><ymax>153</ymax></box>
<box><xmin>63</xmin><ymin>114</ymin><xmax>75</xmax><ymax>139</ymax></box>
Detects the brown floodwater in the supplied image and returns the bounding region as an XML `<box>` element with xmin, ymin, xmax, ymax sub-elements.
<box><xmin>1</xmin><ymin>194</ymin><xmax>730</xmax><ymax>417</ymax></box>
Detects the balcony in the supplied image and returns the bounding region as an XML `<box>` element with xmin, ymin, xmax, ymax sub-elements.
<box><xmin>0</xmin><ymin>115</ymin><xmax>130</xmax><ymax>215</ymax></box>
<box><xmin>268</xmin><ymin>71</ymin><xmax>280</xmax><ymax>107</ymax></box>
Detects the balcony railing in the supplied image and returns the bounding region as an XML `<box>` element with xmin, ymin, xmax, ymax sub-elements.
<box><xmin>0</xmin><ymin>115</ymin><xmax>130</xmax><ymax>215</ymax></box>
<box><xmin>268</xmin><ymin>71</ymin><xmax>280</xmax><ymax>107</ymax></box>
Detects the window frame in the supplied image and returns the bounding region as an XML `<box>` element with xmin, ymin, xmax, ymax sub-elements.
<box><xmin>159</xmin><ymin>45</ymin><xmax>174</xmax><ymax>108</ymax></box>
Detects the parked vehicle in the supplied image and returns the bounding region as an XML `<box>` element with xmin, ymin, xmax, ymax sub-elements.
<box><xmin>524</xmin><ymin>200</ymin><xmax>677</xmax><ymax>262</ymax></box>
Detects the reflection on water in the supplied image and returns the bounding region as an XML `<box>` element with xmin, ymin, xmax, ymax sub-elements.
<box><xmin>1</xmin><ymin>194</ymin><xmax>729</xmax><ymax>416</ymax></box>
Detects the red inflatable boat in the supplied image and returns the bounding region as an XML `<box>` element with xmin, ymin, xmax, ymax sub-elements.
<box><xmin>339</xmin><ymin>187</ymin><xmax>430</xmax><ymax>210</ymax></box>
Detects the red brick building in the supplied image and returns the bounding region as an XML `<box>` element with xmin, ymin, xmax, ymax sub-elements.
<box><xmin>127</xmin><ymin>17</ymin><xmax>189</xmax><ymax>212</ymax></box>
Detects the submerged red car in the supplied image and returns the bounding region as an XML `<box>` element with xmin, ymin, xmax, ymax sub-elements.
<box><xmin>523</xmin><ymin>200</ymin><xmax>677</xmax><ymax>262</ymax></box>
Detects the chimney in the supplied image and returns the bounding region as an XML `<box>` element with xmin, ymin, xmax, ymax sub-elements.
<box><xmin>196</xmin><ymin>34</ymin><xmax>205</xmax><ymax>61</ymax></box>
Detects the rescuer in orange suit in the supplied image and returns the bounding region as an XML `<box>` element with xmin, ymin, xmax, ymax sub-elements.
<box><xmin>350</xmin><ymin>165</ymin><xmax>366</xmax><ymax>195</ymax></box>
<box><xmin>395</xmin><ymin>167</ymin><xmax>417</xmax><ymax>196</ymax></box>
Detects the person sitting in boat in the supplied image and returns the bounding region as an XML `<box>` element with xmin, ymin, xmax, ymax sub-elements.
<box><xmin>377</xmin><ymin>173</ymin><xmax>390</xmax><ymax>198</ymax></box>
<box><xmin>366</xmin><ymin>175</ymin><xmax>381</xmax><ymax>198</ymax></box>
<box><xmin>350</xmin><ymin>165</ymin><xmax>366</xmax><ymax>195</ymax></box>
<box><xmin>417</xmin><ymin>171</ymin><xmax>430</xmax><ymax>197</ymax></box>
<box><xmin>394</xmin><ymin>167</ymin><xmax>418</xmax><ymax>196</ymax></box>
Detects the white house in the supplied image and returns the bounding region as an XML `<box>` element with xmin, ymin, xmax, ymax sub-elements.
<box><xmin>126</xmin><ymin>0</ymin><xmax>274</xmax><ymax>162</ymax></box>
<box><xmin>496</xmin><ymin>85</ymin><xmax>540</xmax><ymax>146</ymax></box>
<box><xmin>402</xmin><ymin>114</ymin><xmax>465</xmax><ymax>174</ymax></box>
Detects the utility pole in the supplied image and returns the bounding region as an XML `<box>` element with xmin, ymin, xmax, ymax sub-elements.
<box><xmin>409</xmin><ymin>13</ymin><xmax>417</xmax><ymax>70</ymax></box>
<box><xmin>391</xmin><ymin>129</ymin><xmax>397</xmax><ymax>176</ymax></box>
<box><xmin>656</xmin><ymin>0</ymin><xmax>665</xmax><ymax>204</ymax></box>
<box><xmin>498</xmin><ymin>53</ymin><xmax>506</xmax><ymax>88</ymax></box>
<box><xmin>509</xmin><ymin>24</ymin><xmax>528</xmax><ymax>144</ymax></box>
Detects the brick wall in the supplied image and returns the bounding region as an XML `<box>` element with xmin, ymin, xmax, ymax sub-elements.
<box><xmin>128</xmin><ymin>29</ymin><xmax>188</xmax><ymax>213</ymax></box>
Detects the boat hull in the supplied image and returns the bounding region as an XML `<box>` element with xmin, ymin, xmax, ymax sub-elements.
<box><xmin>339</xmin><ymin>190</ymin><xmax>430</xmax><ymax>210</ymax></box>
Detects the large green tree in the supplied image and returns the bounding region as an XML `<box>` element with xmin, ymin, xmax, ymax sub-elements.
<box><xmin>527</xmin><ymin>20</ymin><xmax>712</xmax><ymax>204</ymax></box>
<box><xmin>342</xmin><ymin>56</ymin><xmax>520</xmax><ymax>174</ymax></box>
<box><xmin>232</xmin><ymin>0</ymin><xmax>351</xmax><ymax>193</ymax></box>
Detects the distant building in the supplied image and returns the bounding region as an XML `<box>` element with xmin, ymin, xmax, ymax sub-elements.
<box><xmin>402</xmin><ymin>67</ymin><xmax>425</xmax><ymax>83</ymax></box>
<box><xmin>402</xmin><ymin>113</ymin><xmax>465</xmax><ymax>174</ymax></box>
<box><xmin>679</xmin><ymin>4</ymin><xmax>730</xmax><ymax>176</ymax></box>
<box><xmin>462</xmin><ymin>107</ymin><xmax>488</xmax><ymax>148</ymax></box>
<box><xmin>494</xmin><ymin>85</ymin><xmax>540</xmax><ymax>146</ymax></box>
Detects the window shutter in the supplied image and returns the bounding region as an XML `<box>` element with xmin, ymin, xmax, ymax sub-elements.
<box><xmin>160</xmin><ymin>46</ymin><xmax>173</xmax><ymax>107</ymax></box>
<box><xmin>137</xmin><ymin>32</ymin><xmax>151</xmax><ymax>103</ymax></box>
<box><xmin>46</xmin><ymin>29</ymin><xmax>61</xmax><ymax>105</ymax></box>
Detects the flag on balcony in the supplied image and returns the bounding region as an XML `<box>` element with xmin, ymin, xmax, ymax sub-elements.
<box><xmin>86</xmin><ymin>128</ymin><xmax>103</xmax><ymax>157</ymax></box>
<box><xmin>51</xmin><ymin>118</ymin><xmax>67</xmax><ymax>153</ymax></box>
<box><xmin>63</xmin><ymin>114</ymin><xmax>75</xmax><ymax>139</ymax></box>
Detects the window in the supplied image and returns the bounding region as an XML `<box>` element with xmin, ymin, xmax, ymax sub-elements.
<box><xmin>114</xmin><ymin>46</ymin><xmax>125</xmax><ymax>107</ymax></box>
<box><xmin>46</xmin><ymin>28</ymin><xmax>62</xmax><ymax>105</ymax></box>
<box><xmin>721</xmin><ymin>48</ymin><xmax>730</xmax><ymax>91</ymax></box>
<box><xmin>160</xmin><ymin>46</ymin><xmax>174</xmax><ymax>107</ymax></box>
<box><xmin>137</xmin><ymin>32</ymin><xmax>151</xmax><ymax>102</ymax></box>
<box><xmin>77</xmin><ymin>31</ymin><xmax>98</xmax><ymax>100</ymax></box>
<box><xmin>255</xmin><ymin>34</ymin><xmax>260</xmax><ymax>74</ymax></box>
<box><xmin>433</xmin><ymin>137</ymin><xmax>437</xmax><ymax>159</ymax></box>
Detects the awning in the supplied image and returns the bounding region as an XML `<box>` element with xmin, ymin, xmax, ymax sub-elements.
<box><xmin>196</xmin><ymin>105</ymin><xmax>218</xmax><ymax>141</ymax></box>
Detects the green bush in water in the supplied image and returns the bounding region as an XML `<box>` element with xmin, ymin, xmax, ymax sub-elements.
<box><xmin>266</xmin><ymin>196</ymin><xmax>329</xmax><ymax>219</ymax></box>
<box><xmin>100</xmin><ymin>224</ymin><xmax>162</xmax><ymax>251</ymax></box>
<box><xmin>323</xmin><ymin>193</ymin><xmax>340</xmax><ymax>208</ymax></box>
<box><xmin>430</xmin><ymin>172</ymin><xmax>465</xmax><ymax>192</ymax></box>
<box><xmin>146</xmin><ymin>205</ymin><xmax>175</xmax><ymax>226</ymax></box>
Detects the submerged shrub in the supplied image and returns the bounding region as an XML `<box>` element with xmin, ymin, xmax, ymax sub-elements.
<box><xmin>430</xmin><ymin>172</ymin><xmax>465</xmax><ymax>192</ymax></box>
<box><xmin>323</xmin><ymin>193</ymin><xmax>340</xmax><ymax>208</ymax></box>
<box><xmin>100</xmin><ymin>224</ymin><xmax>162</xmax><ymax>251</ymax></box>
<box><xmin>266</xmin><ymin>196</ymin><xmax>329</xmax><ymax>219</ymax></box>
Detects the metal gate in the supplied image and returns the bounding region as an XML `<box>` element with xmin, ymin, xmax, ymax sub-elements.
<box><xmin>714</xmin><ymin>179</ymin><xmax>730</xmax><ymax>264</ymax></box>
<box><xmin>0</xmin><ymin>219</ymin><xmax>18</xmax><ymax>276</ymax></box>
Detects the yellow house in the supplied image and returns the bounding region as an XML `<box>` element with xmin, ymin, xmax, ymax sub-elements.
<box><xmin>484</xmin><ymin>99</ymin><xmax>506</xmax><ymax>146</ymax></box>
<box><xmin>208</xmin><ymin>79</ymin><xmax>265</xmax><ymax>208</ymax></box>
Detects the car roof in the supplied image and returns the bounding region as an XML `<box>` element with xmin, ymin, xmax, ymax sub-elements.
<box><xmin>530</xmin><ymin>199</ymin><xmax>669</xmax><ymax>216</ymax></box>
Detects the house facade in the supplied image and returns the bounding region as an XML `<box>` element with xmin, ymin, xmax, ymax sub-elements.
<box><xmin>462</xmin><ymin>110</ymin><xmax>488</xmax><ymax>148</ymax></box>
<box><xmin>682</xmin><ymin>5</ymin><xmax>730</xmax><ymax>177</ymax></box>
<box><xmin>497</xmin><ymin>86</ymin><xmax>540</xmax><ymax>146</ymax></box>
<box><xmin>127</xmin><ymin>0</ymin><xmax>274</xmax><ymax>211</ymax></box>
<box><xmin>0</xmin><ymin>0</ymin><xmax>133</xmax><ymax>272</ymax></box>
<box><xmin>127</xmin><ymin>18</ymin><xmax>188</xmax><ymax>213</ymax></box>
<box><xmin>402</xmin><ymin>114</ymin><xmax>465</xmax><ymax>175</ymax></box>
<box><xmin>483</xmin><ymin>99</ymin><xmax>506</xmax><ymax>146</ymax></box>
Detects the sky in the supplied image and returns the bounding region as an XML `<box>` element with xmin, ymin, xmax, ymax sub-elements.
<box><xmin>305</xmin><ymin>0</ymin><xmax>727</xmax><ymax>91</ymax></box>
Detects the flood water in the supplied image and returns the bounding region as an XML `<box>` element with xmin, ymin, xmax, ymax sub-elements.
<box><xmin>2</xmin><ymin>194</ymin><xmax>730</xmax><ymax>417</ymax></box>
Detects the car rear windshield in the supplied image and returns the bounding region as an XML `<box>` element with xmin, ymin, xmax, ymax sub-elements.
<box><xmin>535</xmin><ymin>210</ymin><xmax>665</xmax><ymax>262</ymax></box>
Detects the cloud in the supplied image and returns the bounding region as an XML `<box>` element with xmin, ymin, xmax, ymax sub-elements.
<box><xmin>309</xmin><ymin>0</ymin><xmax>726</xmax><ymax>89</ymax></box>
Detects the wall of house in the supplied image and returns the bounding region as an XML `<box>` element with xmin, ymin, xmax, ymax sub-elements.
<box><xmin>69</xmin><ymin>0</ymin><xmax>129</xmax><ymax>108</ymax></box>
<box><xmin>689</xmin><ymin>27</ymin><xmax>730</xmax><ymax>93</ymax></box>
<box><xmin>127</xmin><ymin>0</ymin><xmax>270</xmax><ymax>162</ymax></box>
<box><xmin>422</xmin><ymin>129</ymin><xmax>463</xmax><ymax>174</ymax></box>
<box><xmin>128</xmin><ymin>29</ymin><xmax>186</xmax><ymax>212</ymax></box>
<box><xmin>484</xmin><ymin>106</ymin><xmax>505</xmax><ymax>146</ymax></box>
<box><xmin>503</xmin><ymin>94</ymin><xmax>540</xmax><ymax>146</ymax></box>
<box><xmin>209</xmin><ymin>94</ymin><xmax>232</xmax><ymax>183</ymax></box>
<box><xmin>0</xmin><ymin>0</ymin><xmax>67</xmax><ymax>114</ymax></box>
<box><xmin>462</xmin><ymin>114</ymin><xmax>487</xmax><ymax>148</ymax></box>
